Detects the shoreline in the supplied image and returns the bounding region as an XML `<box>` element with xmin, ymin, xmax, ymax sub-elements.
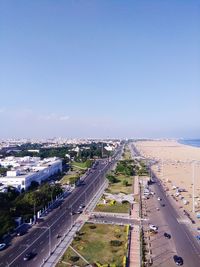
<box><xmin>135</xmin><ymin>140</ymin><xmax>200</xmax><ymax>224</ymax></box>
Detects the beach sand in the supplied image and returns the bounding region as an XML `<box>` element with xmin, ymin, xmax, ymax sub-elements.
<box><xmin>135</xmin><ymin>140</ymin><xmax>200</xmax><ymax>219</ymax></box>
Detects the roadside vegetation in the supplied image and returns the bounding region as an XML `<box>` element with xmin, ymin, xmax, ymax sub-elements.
<box><xmin>0</xmin><ymin>182</ymin><xmax>63</xmax><ymax>239</ymax></box>
<box><xmin>57</xmin><ymin>223</ymin><xmax>128</xmax><ymax>267</ymax></box>
<box><xmin>0</xmin><ymin>142</ymin><xmax>111</xmax><ymax>239</ymax></box>
<box><xmin>95</xmin><ymin>201</ymin><xmax>130</xmax><ymax>213</ymax></box>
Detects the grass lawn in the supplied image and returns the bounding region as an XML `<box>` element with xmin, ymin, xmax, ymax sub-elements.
<box><xmin>94</xmin><ymin>202</ymin><xmax>130</xmax><ymax>213</ymax></box>
<box><xmin>56</xmin><ymin>246</ymin><xmax>86</xmax><ymax>267</ymax></box>
<box><xmin>72</xmin><ymin>160</ymin><xmax>92</xmax><ymax>170</ymax></box>
<box><xmin>60</xmin><ymin>173</ymin><xmax>80</xmax><ymax>185</ymax></box>
<box><xmin>123</xmin><ymin>148</ymin><xmax>132</xmax><ymax>160</ymax></box>
<box><xmin>57</xmin><ymin>223</ymin><xmax>127</xmax><ymax>267</ymax></box>
<box><xmin>107</xmin><ymin>174</ymin><xmax>134</xmax><ymax>195</ymax></box>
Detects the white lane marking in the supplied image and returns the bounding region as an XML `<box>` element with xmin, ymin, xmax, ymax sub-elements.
<box><xmin>32</xmin><ymin>248</ymin><xmax>36</xmax><ymax>252</ymax></box>
<box><xmin>40</xmin><ymin>240</ymin><xmax>44</xmax><ymax>245</ymax></box>
<box><xmin>41</xmin><ymin>248</ymin><xmax>45</xmax><ymax>253</ymax></box>
<box><xmin>8</xmin><ymin>253</ymin><xmax>14</xmax><ymax>258</ymax></box>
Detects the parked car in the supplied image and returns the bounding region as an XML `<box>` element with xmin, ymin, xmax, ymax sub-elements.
<box><xmin>0</xmin><ymin>243</ymin><xmax>6</xmax><ymax>251</ymax></box>
<box><xmin>173</xmin><ymin>255</ymin><xmax>183</xmax><ymax>265</ymax></box>
<box><xmin>75</xmin><ymin>210</ymin><xmax>82</xmax><ymax>214</ymax></box>
<box><xmin>149</xmin><ymin>224</ymin><xmax>158</xmax><ymax>231</ymax></box>
<box><xmin>157</xmin><ymin>197</ymin><xmax>162</xmax><ymax>201</ymax></box>
<box><xmin>79</xmin><ymin>203</ymin><xmax>85</xmax><ymax>209</ymax></box>
<box><xmin>196</xmin><ymin>235</ymin><xmax>200</xmax><ymax>241</ymax></box>
<box><xmin>23</xmin><ymin>252</ymin><xmax>34</xmax><ymax>261</ymax></box>
<box><xmin>16</xmin><ymin>231</ymin><xmax>26</xmax><ymax>236</ymax></box>
<box><xmin>164</xmin><ymin>232</ymin><xmax>171</xmax><ymax>239</ymax></box>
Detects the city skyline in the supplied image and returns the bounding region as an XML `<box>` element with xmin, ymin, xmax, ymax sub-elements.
<box><xmin>1</xmin><ymin>0</ymin><xmax>199</xmax><ymax>139</ymax></box>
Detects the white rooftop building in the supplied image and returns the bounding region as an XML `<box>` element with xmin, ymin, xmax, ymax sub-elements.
<box><xmin>0</xmin><ymin>157</ymin><xmax>62</xmax><ymax>191</ymax></box>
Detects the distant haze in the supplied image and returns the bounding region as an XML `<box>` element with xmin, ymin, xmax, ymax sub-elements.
<box><xmin>1</xmin><ymin>1</ymin><xmax>199</xmax><ymax>139</ymax></box>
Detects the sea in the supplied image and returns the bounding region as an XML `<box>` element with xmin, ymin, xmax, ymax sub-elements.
<box><xmin>178</xmin><ymin>139</ymin><xmax>200</xmax><ymax>148</ymax></box>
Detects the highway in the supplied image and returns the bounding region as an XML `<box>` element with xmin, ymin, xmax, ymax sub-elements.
<box><xmin>0</xmin><ymin>146</ymin><xmax>123</xmax><ymax>267</ymax></box>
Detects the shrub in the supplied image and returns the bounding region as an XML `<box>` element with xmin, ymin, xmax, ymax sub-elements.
<box><xmin>70</xmin><ymin>255</ymin><xmax>79</xmax><ymax>262</ymax></box>
<box><xmin>89</xmin><ymin>224</ymin><xmax>96</xmax><ymax>229</ymax></box>
<box><xmin>110</xmin><ymin>240</ymin><xmax>123</xmax><ymax>246</ymax></box>
<box><xmin>74</xmin><ymin>236</ymin><xmax>81</xmax><ymax>241</ymax></box>
<box><xmin>106</xmin><ymin>174</ymin><xmax>118</xmax><ymax>184</ymax></box>
<box><xmin>114</xmin><ymin>233</ymin><xmax>121</xmax><ymax>238</ymax></box>
<box><xmin>122</xmin><ymin>180</ymin><xmax>129</xmax><ymax>186</ymax></box>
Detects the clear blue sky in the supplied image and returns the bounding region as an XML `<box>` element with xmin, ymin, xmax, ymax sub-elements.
<box><xmin>0</xmin><ymin>0</ymin><xmax>199</xmax><ymax>139</ymax></box>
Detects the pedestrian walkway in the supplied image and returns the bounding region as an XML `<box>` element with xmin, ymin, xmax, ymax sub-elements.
<box><xmin>129</xmin><ymin>176</ymin><xmax>141</xmax><ymax>267</ymax></box>
<box><xmin>129</xmin><ymin>225</ymin><xmax>141</xmax><ymax>267</ymax></box>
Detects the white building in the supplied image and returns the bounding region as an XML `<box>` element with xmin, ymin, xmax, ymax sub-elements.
<box><xmin>0</xmin><ymin>157</ymin><xmax>62</xmax><ymax>191</ymax></box>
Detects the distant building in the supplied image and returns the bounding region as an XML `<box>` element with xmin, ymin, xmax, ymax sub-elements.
<box><xmin>0</xmin><ymin>157</ymin><xmax>62</xmax><ymax>191</ymax></box>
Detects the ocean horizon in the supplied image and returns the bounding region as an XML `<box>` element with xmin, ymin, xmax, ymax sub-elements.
<box><xmin>178</xmin><ymin>139</ymin><xmax>200</xmax><ymax>148</ymax></box>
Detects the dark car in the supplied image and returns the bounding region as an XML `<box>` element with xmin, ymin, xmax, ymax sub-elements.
<box><xmin>23</xmin><ymin>252</ymin><xmax>34</xmax><ymax>261</ymax></box>
<box><xmin>79</xmin><ymin>204</ymin><xmax>85</xmax><ymax>209</ymax></box>
<box><xmin>164</xmin><ymin>232</ymin><xmax>171</xmax><ymax>239</ymax></box>
<box><xmin>16</xmin><ymin>230</ymin><xmax>26</xmax><ymax>236</ymax></box>
<box><xmin>173</xmin><ymin>255</ymin><xmax>183</xmax><ymax>266</ymax></box>
<box><xmin>161</xmin><ymin>204</ymin><xmax>165</xmax><ymax>207</ymax></box>
<box><xmin>75</xmin><ymin>210</ymin><xmax>82</xmax><ymax>214</ymax></box>
<box><xmin>0</xmin><ymin>243</ymin><xmax>6</xmax><ymax>251</ymax></box>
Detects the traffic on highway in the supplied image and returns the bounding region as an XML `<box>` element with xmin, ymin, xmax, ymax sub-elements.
<box><xmin>0</xmin><ymin>146</ymin><xmax>123</xmax><ymax>267</ymax></box>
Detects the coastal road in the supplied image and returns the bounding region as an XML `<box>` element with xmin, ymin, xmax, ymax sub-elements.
<box><xmin>146</xmin><ymin>176</ymin><xmax>200</xmax><ymax>267</ymax></box>
<box><xmin>0</xmin><ymin>146</ymin><xmax>123</xmax><ymax>267</ymax></box>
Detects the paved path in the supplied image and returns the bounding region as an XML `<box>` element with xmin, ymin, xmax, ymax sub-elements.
<box><xmin>129</xmin><ymin>225</ymin><xmax>140</xmax><ymax>267</ymax></box>
<box><xmin>129</xmin><ymin>145</ymin><xmax>141</xmax><ymax>267</ymax></box>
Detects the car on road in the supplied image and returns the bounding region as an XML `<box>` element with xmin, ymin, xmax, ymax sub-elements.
<box><xmin>164</xmin><ymin>232</ymin><xmax>171</xmax><ymax>239</ymax></box>
<box><xmin>23</xmin><ymin>252</ymin><xmax>34</xmax><ymax>261</ymax></box>
<box><xmin>197</xmin><ymin>227</ymin><xmax>200</xmax><ymax>233</ymax></box>
<box><xmin>75</xmin><ymin>210</ymin><xmax>82</xmax><ymax>214</ymax></box>
<box><xmin>161</xmin><ymin>203</ymin><xmax>165</xmax><ymax>207</ymax></box>
<box><xmin>195</xmin><ymin>235</ymin><xmax>200</xmax><ymax>241</ymax></box>
<box><xmin>157</xmin><ymin>197</ymin><xmax>162</xmax><ymax>201</ymax></box>
<box><xmin>16</xmin><ymin>230</ymin><xmax>26</xmax><ymax>236</ymax></box>
<box><xmin>149</xmin><ymin>224</ymin><xmax>158</xmax><ymax>231</ymax></box>
<box><xmin>70</xmin><ymin>211</ymin><xmax>75</xmax><ymax>215</ymax></box>
<box><xmin>0</xmin><ymin>243</ymin><xmax>6</xmax><ymax>251</ymax></box>
<box><xmin>173</xmin><ymin>255</ymin><xmax>183</xmax><ymax>265</ymax></box>
<box><xmin>79</xmin><ymin>204</ymin><xmax>85</xmax><ymax>209</ymax></box>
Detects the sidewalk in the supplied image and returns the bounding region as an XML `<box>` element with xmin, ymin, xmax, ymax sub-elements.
<box><xmin>129</xmin><ymin>177</ymin><xmax>141</xmax><ymax>267</ymax></box>
<box><xmin>129</xmin><ymin>225</ymin><xmax>140</xmax><ymax>267</ymax></box>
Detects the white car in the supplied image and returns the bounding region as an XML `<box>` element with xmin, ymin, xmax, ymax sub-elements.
<box><xmin>0</xmin><ymin>243</ymin><xmax>6</xmax><ymax>251</ymax></box>
<box><xmin>149</xmin><ymin>224</ymin><xmax>158</xmax><ymax>231</ymax></box>
<box><xmin>157</xmin><ymin>197</ymin><xmax>162</xmax><ymax>201</ymax></box>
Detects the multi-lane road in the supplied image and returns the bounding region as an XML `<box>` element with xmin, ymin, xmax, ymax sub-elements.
<box><xmin>0</xmin><ymin>146</ymin><xmax>123</xmax><ymax>267</ymax></box>
<box><xmin>129</xmin><ymin>143</ymin><xmax>200</xmax><ymax>267</ymax></box>
<box><xmin>146</xmin><ymin>176</ymin><xmax>200</xmax><ymax>267</ymax></box>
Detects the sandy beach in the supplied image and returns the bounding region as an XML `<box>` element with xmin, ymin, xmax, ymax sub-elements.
<box><xmin>135</xmin><ymin>140</ymin><xmax>200</xmax><ymax>218</ymax></box>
